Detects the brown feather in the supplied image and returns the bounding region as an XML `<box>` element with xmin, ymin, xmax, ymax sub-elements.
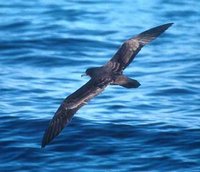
<box><xmin>41</xmin><ymin>79</ymin><xmax>109</xmax><ymax>148</ymax></box>
<box><xmin>106</xmin><ymin>23</ymin><xmax>173</xmax><ymax>72</ymax></box>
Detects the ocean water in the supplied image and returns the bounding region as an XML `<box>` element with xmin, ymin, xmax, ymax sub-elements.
<box><xmin>0</xmin><ymin>0</ymin><xmax>200</xmax><ymax>171</ymax></box>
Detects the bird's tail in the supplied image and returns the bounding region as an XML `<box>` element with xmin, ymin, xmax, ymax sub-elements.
<box><xmin>111</xmin><ymin>75</ymin><xmax>140</xmax><ymax>88</ymax></box>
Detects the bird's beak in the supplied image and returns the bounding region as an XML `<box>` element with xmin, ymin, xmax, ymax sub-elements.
<box><xmin>81</xmin><ymin>74</ymin><xmax>87</xmax><ymax>77</ymax></box>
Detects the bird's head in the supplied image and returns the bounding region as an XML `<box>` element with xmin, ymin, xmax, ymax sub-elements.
<box><xmin>81</xmin><ymin>67</ymin><xmax>98</xmax><ymax>78</ymax></box>
<box><xmin>86</xmin><ymin>68</ymin><xmax>94</xmax><ymax>76</ymax></box>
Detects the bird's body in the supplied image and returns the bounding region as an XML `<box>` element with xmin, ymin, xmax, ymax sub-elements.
<box><xmin>42</xmin><ymin>23</ymin><xmax>173</xmax><ymax>148</ymax></box>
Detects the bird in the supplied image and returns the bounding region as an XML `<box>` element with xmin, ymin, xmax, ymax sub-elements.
<box><xmin>41</xmin><ymin>23</ymin><xmax>173</xmax><ymax>148</ymax></box>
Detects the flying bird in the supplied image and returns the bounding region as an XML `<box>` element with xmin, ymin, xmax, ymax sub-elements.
<box><xmin>41</xmin><ymin>23</ymin><xmax>173</xmax><ymax>148</ymax></box>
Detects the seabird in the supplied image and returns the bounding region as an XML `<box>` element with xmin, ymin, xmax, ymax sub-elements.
<box><xmin>41</xmin><ymin>23</ymin><xmax>173</xmax><ymax>148</ymax></box>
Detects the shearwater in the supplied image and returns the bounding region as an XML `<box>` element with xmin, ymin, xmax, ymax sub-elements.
<box><xmin>41</xmin><ymin>23</ymin><xmax>173</xmax><ymax>148</ymax></box>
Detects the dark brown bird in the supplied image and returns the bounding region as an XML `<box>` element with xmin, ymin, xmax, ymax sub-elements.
<box><xmin>41</xmin><ymin>23</ymin><xmax>173</xmax><ymax>148</ymax></box>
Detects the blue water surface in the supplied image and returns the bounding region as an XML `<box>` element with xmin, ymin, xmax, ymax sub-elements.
<box><xmin>0</xmin><ymin>0</ymin><xmax>200</xmax><ymax>171</ymax></box>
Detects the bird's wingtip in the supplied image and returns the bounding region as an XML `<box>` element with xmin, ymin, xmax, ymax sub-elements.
<box><xmin>41</xmin><ymin>143</ymin><xmax>46</xmax><ymax>149</ymax></box>
<box><xmin>157</xmin><ymin>22</ymin><xmax>174</xmax><ymax>31</ymax></box>
<box><xmin>166</xmin><ymin>22</ymin><xmax>174</xmax><ymax>25</ymax></box>
<box><xmin>164</xmin><ymin>22</ymin><xmax>174</xmax><ymax>27</ymax></box>
<box><xmin>41</xmin><ymin>140</ymin><xmax>46</xmax><ymax>148</ymax></box>
<box><xmin>41</xmin><ymin>134</ymin><xmax>49</xmax><ymax>148</ymax></box>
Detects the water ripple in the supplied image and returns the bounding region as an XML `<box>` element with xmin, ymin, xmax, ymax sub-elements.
<box><xmin>0</xmin><ymin>0</ymin><xmax>200</xmax><ymax>171</ymax></box>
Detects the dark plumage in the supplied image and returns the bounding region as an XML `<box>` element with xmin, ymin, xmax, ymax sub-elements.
<box><xmin>41</xmin><ymin>23</ymin><xmax>173</xmax><ymax>148</ymax></box>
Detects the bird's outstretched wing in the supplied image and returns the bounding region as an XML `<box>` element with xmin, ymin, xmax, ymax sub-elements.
<box><xmin>41</xmin><ymin>79</ymin><xmax>109</xmax><ymax>148</ymax></box>
<box><xmin>105</xmin><ymin>23</ymin><xmax>173</xmax><ymax>72</ymax></box>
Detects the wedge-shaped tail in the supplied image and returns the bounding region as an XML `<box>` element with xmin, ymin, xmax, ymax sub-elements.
<box><xmin>112</xmin><ymin>75</ymin><xmax>141</xmax><ymax>88</ymax></box>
